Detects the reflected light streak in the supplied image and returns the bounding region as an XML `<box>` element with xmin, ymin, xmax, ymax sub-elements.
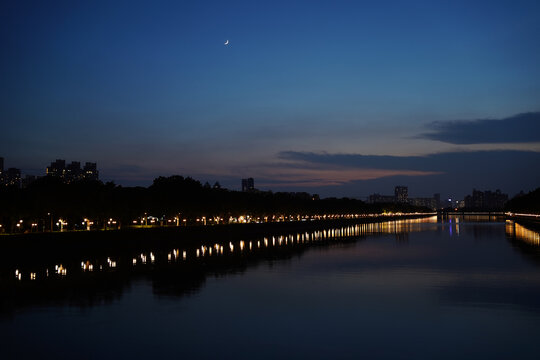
<box><xmin>8</xmin><ymin>217</ymin><xmax>438</xmax><ymax>282</ymax></box>
<box><xmin>507</xmin><ymin>221</ymin><xmax>540</xmax><ymax>246</ymax></box>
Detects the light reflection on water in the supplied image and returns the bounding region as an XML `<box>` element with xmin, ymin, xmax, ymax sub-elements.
<box><xmin>2</xmin><ymin>217</ymin><xmax>540</xmax><ymax>359</ymax></box>
<box><xmin>2</xmin><ymin>217</ymin><xmax>437</xmax><ymax>282</ymax></box>
<box><xmin>506</xmin><ymin>220</ymin><xmax>540</xmax><ymax>246</ymax></box>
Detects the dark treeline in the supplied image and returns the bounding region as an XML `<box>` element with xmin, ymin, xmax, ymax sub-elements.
<box><xmin>0</xmin><ymin>175</ymin><xmax>427</xmax><ymax>233</ymax></box>
<box><xmin>506</xmin><ymin>187</ymin><xmax>540</xmax><ymax>214</ymax></box>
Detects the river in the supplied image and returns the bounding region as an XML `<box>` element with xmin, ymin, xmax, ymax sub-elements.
<box><xmin>2</xmin><ymin>216</ymin><xmax>540</xmax><ymax>359</ymax></box>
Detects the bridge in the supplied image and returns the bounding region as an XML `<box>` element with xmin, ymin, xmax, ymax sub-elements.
<box><xmin>437</xmin><ymin>211</ymin><xmax>505</xmax><ymax>219</ymax></box>
<box><xmin>437</xmin><ymin>211</ymin><xmax>540</xmax><ymax>227</ymax></box>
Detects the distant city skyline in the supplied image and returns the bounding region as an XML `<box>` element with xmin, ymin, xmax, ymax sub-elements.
<box><xmin>2</xmin><ymin>0</ymin><xmax>539</xmax><ymax>199</ymax></box>
<box><xmin>0</xmin><ymin>154</ymin><xmax>525</xmax><ymax>207</ymax></box>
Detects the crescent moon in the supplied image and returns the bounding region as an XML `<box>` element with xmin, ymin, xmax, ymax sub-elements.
<box><xmin>224</xmin><ymin>40</ymin><xmax>229</xmax><ymax>45</ymax></box>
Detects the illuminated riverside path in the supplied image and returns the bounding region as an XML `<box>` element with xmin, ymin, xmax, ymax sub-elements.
<box><xmin>0</xmin><ymin>212</ymin><xmax>435</xmax><ymax>234</ymax></box>
<box><xmin>2</xmin><ymin>216</ymin><xmax>540</xmax><ymax>359</ymax></box>
<box><xmin>0</xmin><ymin>213</ymin><xmax>435</xmax><ymax>268</ymax></box>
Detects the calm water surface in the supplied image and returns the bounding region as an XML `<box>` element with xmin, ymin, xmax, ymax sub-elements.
<box><xmin>2</xmin><ymin>217</ymin><xmax>540</xmax><ymax>359</ymax></box>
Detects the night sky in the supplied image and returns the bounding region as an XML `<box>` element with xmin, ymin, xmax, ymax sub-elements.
<box><xmin>2</xmin><ymin>0</ymin><xmax>540</xmax><ymax>200</ymax></box>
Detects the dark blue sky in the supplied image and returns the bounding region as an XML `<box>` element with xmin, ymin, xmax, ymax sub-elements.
<box><xmin>1</xmin><ymin>0</ymin><xmax>539</xmax><ymax>199</ymax></box>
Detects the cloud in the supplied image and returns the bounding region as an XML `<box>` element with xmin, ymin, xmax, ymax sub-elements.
<box><xmin>275</xmin><ymin>150</ymin><xmax>540</xmax><ymax>197</ymax></box>
<box><xmin>251</xmin><ymin>166</ymin><xmax>440</xmax><ymax>188</ymax></box>
<box><xmin>278</xmin><ymin>149</ymin><xmax>540</xmax><ymax>172</ymax></box>
<box><xmin>418</xmin><ymin>112</ymin><xmax>540</xmax><ymax>144</ymax></box>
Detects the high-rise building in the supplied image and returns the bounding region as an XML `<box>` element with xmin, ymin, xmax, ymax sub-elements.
<box><xmin>83</xmin><ymin>162</ymin><xmax>99</xmax><ymax>181</ymax></box>
<box><xmin>368</xmin><ymin>193</ymin><xmax>396</xmax><ymax>204</ymax></box>
<box><xmin>66</xmin><ymin>161</ymin><xmax>80</xmax><ymax>174</ymax></box>
<box><xmin>46</xmin><ymin>159</ymin><xmax>99</xmax><ymax>182</ymax></box>
<box><xmin>464</xmin><ymin>189</ymin><xmax>508</xmax><ymax>210</ymax></box>
<box><xmin>241</xmin><ymin>178</ymin><xmax>254</xmax><ymax>192</ymax></box>
<box><xmin>3</xmin><ymin>168</ymin><xmax>21</xmax><ymax>187</ymax></box>
<box><xmin>433</xmin><ymin>193</ymin><xmax>441</xmax><ymax>209</ymax></box>
<box><xmin>409</xmin><ymin>197</ymin><xmax>439</xmax><ymax>210</ymax></box>
<box><xmin>370</xmin><ymin>186</ymin><xmax>440</xmax><ymax>210</ymax></box>
<box><xmin>46</xmin><ymin>159</ymin><xmax>66</xmax><ymax>178</ymax></box>
<box><xmin>0</xmin><ymin>158</ymin><xmax>20</xmax><ymax>187</ymax></box>
<box><xmin>65</xmin><ymin>161</ymin><xmax>84</xmax><ymax>182</ymax></box>
<box><xmin>395</xmin><ymin>186</ymin><xmax>408</xmax><ymax>203</ymax></box>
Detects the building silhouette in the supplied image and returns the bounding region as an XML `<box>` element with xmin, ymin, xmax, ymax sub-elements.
<box><xmin>464</xmin><ymin>189</ymin><xmax>508</xmax><ymax>210</ymax></box>
<box><xmin>368</xmin><ymin>193</ymin><xmax>396</xmax><ymax>203</ymax></box>
<box><xmin>409</xmin><ymin>196</ymin><xmax>439</xmax><ymax>210</ymax></box>
<box><xmin>434</xmin><ymin>193</ymin><xmax>441</xmax><ymax>209</ymax></box>
<box><xmin>369</xmin><ymin>186</ymin><xmax>440</xmax><ymax>210</ymax></box>
<box><xmin>0</xmin><ymin>157</ymin><xmax>22</xmax><ymax>187</ymax></box>
<box><xmin>46</xmin><ymin>159</ymin><xmax>66</xmax><ymax>177</ymax></box>
<box><xmin>46</xmin><ymin>159</ymin><xmax>99</xmax><ymax>183</ymax></box>
<box><xmin>242</xmin><ymin>178</ymin><xmax>255</xmax><ymax>192</ymax></box>
<box><xmin>65</xmin><ymin>161</ymin><xmax>82</xmax><ymax>181</ymax></box>
<box><xmin>395</xmin><ymin>186</ymin><xmax>408</xmax><ymax>203</ymax></box>
<box><xmin>83</xmin><ymin>162</ymin><xmax>99</xmax><ymax>181</ymax></box>
<box><xmin>3</xmin><ymin>168</ymin><xmax>21</xmax><ymax>187</ymax></box>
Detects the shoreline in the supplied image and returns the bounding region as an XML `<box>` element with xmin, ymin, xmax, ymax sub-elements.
<box><xmin>506</xmin><ymin>214</ymin><xmax>540</xmax><ymax>231</ymax></box>
<box><xmin>0</xmin><ymin>214</ymin><xmax>434</xmax><ymax>266</ymax></box>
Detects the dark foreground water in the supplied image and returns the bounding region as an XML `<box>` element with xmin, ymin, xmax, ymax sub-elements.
<box><xmin>2</xmin><ymin>216</ymin><xmax>540</xmax><ymax>359</ymax></box>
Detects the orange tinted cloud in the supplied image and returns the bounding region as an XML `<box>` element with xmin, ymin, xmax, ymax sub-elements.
<box><xmin>254</xmin><ymin>166</ymin><xmax>441</xmax><ymax>188</ymax></box>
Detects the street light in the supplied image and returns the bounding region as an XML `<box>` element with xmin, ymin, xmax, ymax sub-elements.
<box><xmin>83</xmin><ymin>218</ymin><xmax>93</xmax><ymax>231</ymax></box>
<box><xmin>58</xmin><ymin>219</ymin><xmax>67</xmax><ymax>232</ymax></box>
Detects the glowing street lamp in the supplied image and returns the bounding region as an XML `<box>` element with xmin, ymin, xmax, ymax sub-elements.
<box><xmin>57</xmin><ymin>219</ymin><xmax>67</xmax><ymax>232</ymax></box>
<box><xmin>83</xmin><ymin>218</ymin><xmax>92</xmax><ymax>231</ymax></box>
<box><xmin>106</xmin><ymin>218</ymin><xmax>117</xmax><ymax>229</ymax></box>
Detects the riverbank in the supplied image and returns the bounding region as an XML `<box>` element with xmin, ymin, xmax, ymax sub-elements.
<box><xmin>0</xmin><ymin>214</ymin><xmax>434</xmax><ymax>266</ymax></box>
<box><xmin>507</xmin><ymin>213</ymin><xmax>540</xmax><ymax>232</ymax></box>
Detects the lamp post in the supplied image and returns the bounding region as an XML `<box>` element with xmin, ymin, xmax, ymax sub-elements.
<box><xmin>57</xmin><ymin>219</ymin><xmax>67</xmax><ymax>232</ymax></box>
